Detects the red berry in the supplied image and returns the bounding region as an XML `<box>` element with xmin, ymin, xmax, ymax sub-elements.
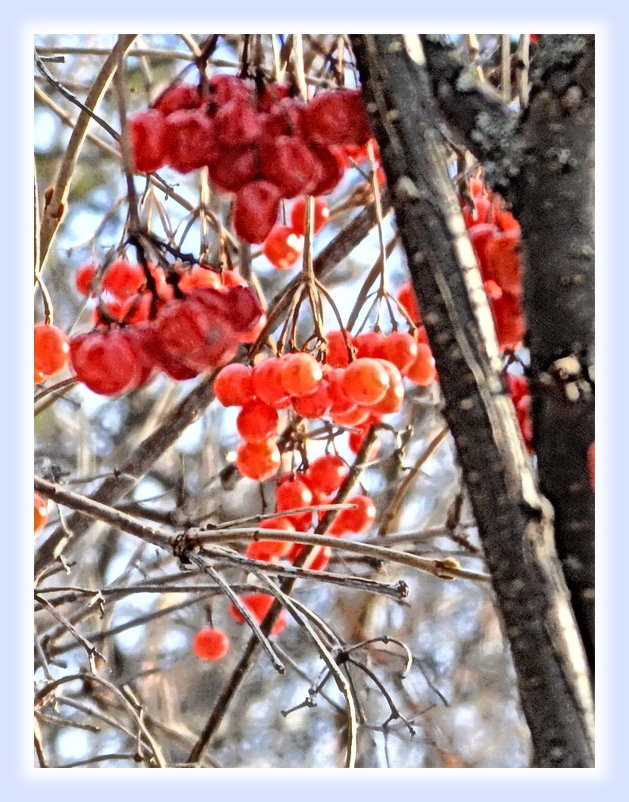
<box><xmin>34</xmin><ymin>492</ymin><xmax>48</xmax><ymax>534</ymax></box>
<box><xmin>208</xmin><ymin>145</ymin><xmax>260</xmax><ymax>193</ymax></box>
<box><xmin>260</xmin><ymin>135</ymin><xmax>320</xmax><ymax>198</ymax></box>
<box><xmin>291</xmin><ymin>380</ymin><xmax>332</xmax><ymax>418</ymax></box>
<box><xmin>128</xmin><ymin>110</ymin><xmax>167</xmax><ymax>173</ymax></box>
<box><xmin>330</xmin><ymin>403</ymin><xmax>370</xmax><ymax>427</ymax></box>
<box><xmin>379</xmin><ymin>331</ymin><xmax>418</xmax><ymax>374</ymax></box>
<box><xmin>118</xmin><ymin>325</ymin><xmax>157</xmax><ymax>389</ymax></box>
<box><xmin>307</xmin><ymin>144</ymin><xmax>346</xmax><ymax>196</ymax></box>
<box><xmin>406</xmin><ymin>343</ymin><xmax>437</xmax><ymax>387</ymax></box>
<box><xmin>324</xmin><ymin>330</ymin><xmax>353</xmax><ymax>368</ymax></box>
<box><xmin>262</xmin><ymin>225</ymin><xmax>303</xmax><ymax>270</ymax></box>
<box><xmin>353</xmin><ymin>330</ymin><xmax>385</xmax><ymax>359</ymax></box>
<box><xmin>192</xmin><ymin>627</ymin><xmax>230</xmax><ymax>660</ymax></box>
<box><xmin>156</xmin><ymin>297</ymin><xmax>238</xmax><ymax>371</ymax></box>
<box><xmin>232</xmin><ymin>181</ymin><xmax>282</xmax><ymax>243</ymax></box>
<box><xmin>306</xmin><ymin>89</ymin><xmax>371</xmax><ymax>146</ymax></box>
<box><xmin>305</xmin><ymin>454</ymin><xmax>348</xmax><ymax>496</ymax></box>
<box><xmin>34</xmin><ymin>323</ymin><xmax>69</xmax><ymax>378</ymax></box>
<box><xmin>369</xmin><ymin>360</ymin><xmax>404</xmax><ymax>415</ymax></box>
<box><xmin>329</xmin><ymin>494</ymin><xmax>376</xmax><ymax>535</ymax></box>
<box><xmin>289</xmin><ymin>196</ymin><xmax>330</xmax><ymax>236</ymax></box>
<box><xmin>228</xmin><ymin>593</ymin><xmax>287</xmax><ymax>636</ymax></box>
<box><xmin>587</xmin><ymin>442</ymin><xmax>595</xmax><ymax>491</ymax></box>
<box><xmin>214</xmin><ymin>363</ymin><xmax>255</xmax><ymax>406</ymax></box>
<box><xmin>252</xmin><ymin>357</ymin><xmax>292</xmax><ymax>408</ymax></box>
<box><xmin>75</xmin><ymin>262</ymin><xmax>97</xmax><ymax>296</ymax></box>
<box><xmin>101</xmin><ymin>260</ymin><xmax>145</xmax><ymax>299</ymax></box>
<box><xmin>303</xmin><ymin>546</ymin><xmax>332</xmax><ymax>572</ymax></box>
<box><xmin>153</xmin><ymin>83</ymin><xmax>201</xmax><ymax>115</ymax></box>
<box><xmin>69</xmin><ymin>330</ymin><xmax>143</xmax><ymax>396</ymax></box>
<box><xmin>397</xmin><ymin>282</ymin><xmax>421</xmax><ymax>324</ymax></box>
<box><xmin>208</xmin><ymin>74</ymin><xmax>252</xmax><ymax>107</ymax></box>
<box><xmin>236</xmin><ymin>439</ymin><xmax>281</xmax><ymax>481</ymax></box>
<box><xmin>214</xmin><ymin>98</ymin><xmax>262</xmax><ymax>147</ymax></box>
<box><xmin>341</xmin><ymin>358</ymin><xmax>390</xmax><ymax>406</ymax></box>
<box><xmin>280</xmin><ymin>352</ymin><xmax>323</xmax><ymax>397</ymax></box>
<box><xmin>246</xmin><ymin>518</ymin><xmax>294</xmax><ymax>562</ymax></box>
<box><xmin>276</xmin><ymin>476</ymin><xmax>313</xmax><ymax>528</ymax></box>
<box><xmin>237</xmin><ymin>400</ymin><xmax>278</xmax><ymax>443</ymax></box>
<box><xmin>165</xmin><ymin>109</ymin><xmax>220</xmax><ymax>173</ymax></box>
<box><xmin>224</xmin><ymin>285</ymin><xmax>263</xmax><ymax>332</ymax></box>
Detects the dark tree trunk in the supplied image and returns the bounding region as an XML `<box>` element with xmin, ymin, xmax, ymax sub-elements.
<box><xmin>349</xmin><ymin>33</ymin><xmax>594</xmax><ymax>767</ymax></box>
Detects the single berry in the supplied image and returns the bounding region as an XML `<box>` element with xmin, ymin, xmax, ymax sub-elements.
<box><xmin>341</xmin><ymin>358</ymin><xmax>390</xmax><ymax>406</ymax></box>
<box><xmin>369</xmin><ymin>359</ymin><xmax>404</xmax><ymax>415</ymax></box>
<box><xmin>165</xmin><ymin>109</ymin><xmax>220</xmax><ymax>173</ymax></box>
<box><xmin>406</xmin><ymin>343</ymin><xmax>437</xmax><ymax>387</ymax></box>
<box><xmin>324</xmin><ymin>330</ymin><xmax>353</xmax><ymax>368</ymax></box>
<box><xmin>329</xmin><ymin>494</ymin><xmax>376</xmax><ymax>535</ymax></box>
<box><xmin>69</xmin><ymin>330</ymin><xmax>143</xmax><ymax>396</ymax></box>
<box><xmin>305</xmin><ymin>89</ymin><xmax>371</xmax><ymax>146</ymax></box>
<box><xmin>74</xmin><ymin>262</ymin><xmax>97</xmax><ymax>296</ymax></box>
<box><xmin>252</xmin><ymin>357</ymin><xmax>292</xmax><ymax>409</ymax></box>
<box><xmin>153</xmin><ymin>83</ymin><xmax>201</xmax><ymax>115</ymax></box>
<box><xmin>379</xmin><ymin>331</ymin><xmax>418</xmax><ymax>374</ymax></box>
<box><xmin>237</xmin><ymin>400</ymin><xmax>278</xmax><ymax>443</ymax></box>
<box><xmin>280</xmin><ymin>352</ymin><xmax>323</xmax><ymax>397</ymax></box>
<box><xmin>236</xmin><ymin>439</ymin><xmax>281</xmax><ymax>481</ymax></box>
<box><xmin>34</xmin><ymin>323</ymin><xmax>69</xmax><ymax>378</ymax></box>
<box><xmin>276</xmin><ymin>476</ymin><xmax>313</xmax><ymax>529</ymax></box>
<box><xmin>128</xmin><ymin>110</ymin><xmax>167</xmax><ymax>173</ymax></box>
<box><xmin>232</xmin><ymin>181</ymin><xmax>282</xmax><ymax>244</ymax></box>
<box><xmin>101</xmin><ymin>260</ymin><xmax>145</xmax><ymax>299</ymax></box>
<box><xmin>291</xmin><ymin>380</ymin><xmax>332</xmax><ymax>418</ymax></box>
<box><xmin>305</xmin><ymin>454</ymin><xmax>348</xmax><ymax>496</ymax></box>
<box><xmin>290</xmin><ymin>196</ymin><xmax>330</xmax><ymax>236</ymax></box>
<box><xmin>192</xmin><ymin>627</ymin><xmax>230</xmax><ymax>660</ymax></box>
<box><xmin>397</xmin><ymin>282</ymin><xmax>421</xmax><ymax>324</ymax></box>
<box><xmin>262</xmin><ymin>225</ymin><xmax>303</xmax><ymax>270</ymax></box>
<box><xmin>353</xmin><ymin>330</ymin><xmax>385</xmax><ymax>359</ymax></box>
<box><xmin>214</xmin><ymin>363</ymin><xmax>255</xmax><ymax>406</ymax></box>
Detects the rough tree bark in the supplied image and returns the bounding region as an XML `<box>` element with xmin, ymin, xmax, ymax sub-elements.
<box><xmin>349</xmin><ymin>33</ymin><xmax>594</xmax><ymax>767</ymax></box>
<box><xmin>420</xmin><ymin>32</ymin><xmax>595</xmax><ymax>676</ymax></box>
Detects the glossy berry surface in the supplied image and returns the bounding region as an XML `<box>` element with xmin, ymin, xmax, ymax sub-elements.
<box><xmin>341</xmin><ymin>358</ymin><xmax>390</xmax><ymax>406</ymax></box>
<box><xmin>34</xmin><ymin>324</ymin><xmax>70</xmax><ymax>379</ymax></box>
<box><xmin>236</xmin><ymin>440</ymin><xmax>281</xmax><ymax>481</ymax></box>
<box><xmin>237</xmin><ymin>400</ymin><xmax>278</xmax><ymax>443</ymax></box>
<box><xmin>280</xmin><ymin>353</ymin><xmax>323</xmax><ymax>397</ymax></box>
<box><xmin>262</xmin><ymin>226</ymin><xmax>303</xmax><ymax>270</ymax></box>
<box><xmin>214</xmin><ymin>363</ymin><xmax>254</xmax><ymax>407</ymax></box>
<box><xmin>192</xmin><ymin>627</ymin><xmax>230</xmax><ymax>660</ymax></box>
<box><xmin>305</xmin><ymin>454</ymin><xmax>348</xmax><ymax>496</ymax></box>
<box><xmin>289</xmin><ymin>196</ymin><xmax>330</xmax><ymax>236</ymax></box>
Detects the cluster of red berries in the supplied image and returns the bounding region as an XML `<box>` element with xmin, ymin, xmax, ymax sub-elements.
<box><xmin>129</xmin><ymin>76</ymin><xmax>372</xmax><ymax>244</ymax></box>
<box><xmin>463</xmin><ymin>178</ymin><xmax>524</xmax><ymax>350</ymax></box>
<box><xmin>192</xmin><ymin>453</ymin><xmax>377</xmax><ymax>660</ymax></box>
<box><xmin>214</xmin><ymin>327</ymin><xmax>437</xmax><ymax>479</ymax></box>
<box><xmin>69</xmin><ymin>259</ymin><xmax>263</xmax><ymax>395</ymax></box>
<box><xmin>34</xmin><ymin>323</ymin><xmax>69</xmax><ymax>385</ymax></box>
